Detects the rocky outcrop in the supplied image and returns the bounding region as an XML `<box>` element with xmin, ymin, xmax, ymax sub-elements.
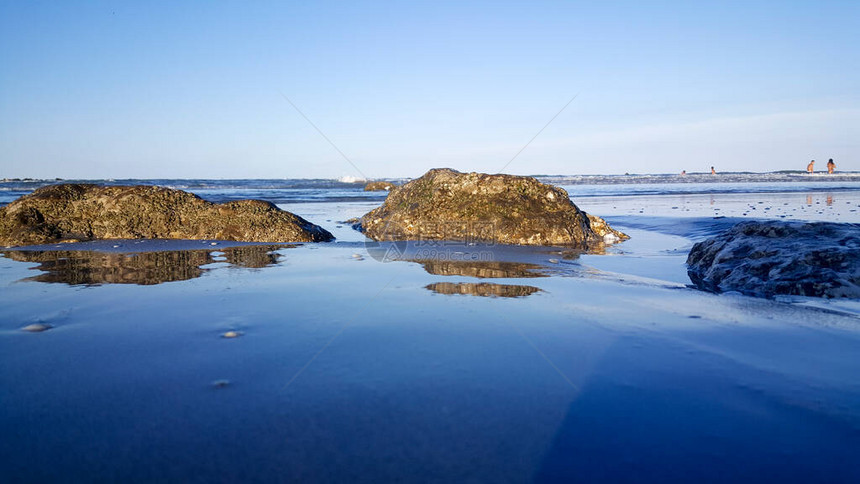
<box><xmin>359</xmin><ymin>169</ymin><xmax>626</xmax><ymax>247</ymax></box>
<box><xmin>0</xmin><ymin>184</ymin><xmax>334</xmax><ymax>246</ymax></box>
<box><xmin>364</xmin><ymin>181</ymin><xmax>397</xmax><ymax>191</ymax></box>
<box><xmin>687</xmin><ymin>221</ymin><xmax>860</xmax><ymax>298</ymax></box>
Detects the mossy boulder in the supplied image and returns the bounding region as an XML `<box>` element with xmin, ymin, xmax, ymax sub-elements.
<box><xmin>359</xmin><ymin>168</ymin><xmax>626</xmax><ymax>247</ymax></box>
<box><xmin>0</xmin><ymin>184</ymin><xmax>333</xmax><ymax>246</ymax></box>
<box><xmin>364</xmin><ymin>181</ymin><xmax>397</xmax><ymax>191</ymax></box>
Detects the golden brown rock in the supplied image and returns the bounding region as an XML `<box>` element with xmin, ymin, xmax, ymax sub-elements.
<box><xmin>0</xmin><ymin>184</ymin><xmax>333</xmax><ymax>246</ymax></box>
<box><xmin>364</xmin><ymin>181</ymin><xmax>397</xmax><ymax>191</ymax></box>
<box><xmin>360</xmin><ymin>169</ymin><xmax>626</xmax><ymax>247</ymax></box>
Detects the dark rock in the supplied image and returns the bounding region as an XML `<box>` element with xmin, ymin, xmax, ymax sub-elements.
<box><xmin>687</xmin><ymin>221</ymin><xmax>860</xmax><ymax>298</ymax></box>
<box><xmin>0</xmin><ymin>184</ymin><xmax>333</xmax><ymax>246</ymax></box>
<box><xmin>359</xmin><ymin>169</ymin><xmax>626</xmax><ymax>247</ymax></box>
<box><xmin>364</xmin><ymin>181</ymin><xmax>397</xmax><ymax>191</ymax></box>
<box><xmin>211</xmin><ymin>380</ymin><xmax>231</xmax><ymax>389</ymax></box>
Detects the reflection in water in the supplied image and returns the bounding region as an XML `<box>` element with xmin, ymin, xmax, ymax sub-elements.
<box><xmin>420</xmin><ymin>260</ymin><xmax>547</xmax><ymax>278</ymax></box>
<box><xmin>425</xmin><ymin>282</ymin><xmax>541</xmax><ymax>298</ymax></box>
<box><xmin>1</xmin><ymin>245</ymin><xmax>292</xmax><ymax>285</ymax></box>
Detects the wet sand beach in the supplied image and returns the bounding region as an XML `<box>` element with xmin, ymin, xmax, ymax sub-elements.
<box><xmin>1</xmin><ymin>178</ymin><xmax>859</xmax><ymax>482</ymax></box>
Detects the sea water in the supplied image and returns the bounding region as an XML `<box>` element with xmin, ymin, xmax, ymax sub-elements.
<box><xmin>1</xmin><ymin>175</ymin><xmax>859</xmax><ymax>482</ymax></box>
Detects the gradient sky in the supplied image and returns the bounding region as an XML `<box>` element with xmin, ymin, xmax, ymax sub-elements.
<box><xmin>1</xmin><ymin>0</ymin><xmax>857</xmax><ymax>179</ymax></box>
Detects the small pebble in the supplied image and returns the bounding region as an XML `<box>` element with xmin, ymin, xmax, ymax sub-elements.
<box><xmin>351</xmin><ymin>253</ymin><xmax>363</xmax><ymax>259</ymax></box>
<box><xmin>211</xmin><ymin>380</ymin><xmax>230</xmax><ymax>388</ymax></box>
<box><xmin>21</xmin><ymin>323</ymin><xmax>53</xmax><ymax>332</ymax></box>
<box><xmin>210</xmin><ymin>242</ymin><xmax>218</xmax><ymax>246</ymax></box>
<box><xmin>548</xmin><ymin>258</ymin><xmax>559</xmax><ymax>264</ymax></box>
<box><xmin>221</xmin><ymin>331</ymin><xmax>242</xmax><ymax>339</ymax></box>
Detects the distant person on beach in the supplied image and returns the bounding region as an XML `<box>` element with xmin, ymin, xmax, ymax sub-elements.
<box><xmin>711</xmin><ymin>166</ymin><xmax>716</xmax><ymax>175</ymax></box>
<box><xmin>807</xmin><ymin>160</ymin><xmax>815</xmax><ymax>173</ymax></box>
<box><xmin>827</xmin><ymin>158</ymin><xmax>835</xmax><ymax>174</ymax></box>
<box><xmin>680</xmin><ymin>170</ymin><xmax>686</xmax><ymax>176</ymax></box>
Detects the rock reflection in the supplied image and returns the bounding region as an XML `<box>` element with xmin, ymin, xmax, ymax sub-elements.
<box><xmin>1</xmin><ymin>245</ymin><xmax>291</xmax><ymax>285</ymax></box>
<box><xmin>420</xmin><ymin>260</ymin><xmax>547</xmax><ymax>278</ymax></box>
<box><xmin>425</xmin><ymin>282</ymin><xmax>542</xmax><ymax>298</ymax></box>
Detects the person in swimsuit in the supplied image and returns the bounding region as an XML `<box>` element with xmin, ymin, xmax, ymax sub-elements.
<box><xmin>807</xmin><ymin>160</ymin><xmax>815</xmax><ymax>173</ymax></box>
<box><xmin>827</xmin><ymin>159</ymin><xmax>835</xmax><ymax>174</ymax></box>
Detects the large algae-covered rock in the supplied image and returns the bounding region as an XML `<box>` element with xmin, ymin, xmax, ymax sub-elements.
<box><xmin>687</xmin><ymin>221</ymin><xmax>860</xmax><ymax>298</ymax></box>
<box><xmin>359</xmin><ymin>168</ymin><xmax>626</xmax><ymax>247</ymax></box>
<box><xmin>0</xmin><ymin>184</ymin><xmax>333</xmax><ymax>246</ymax></box>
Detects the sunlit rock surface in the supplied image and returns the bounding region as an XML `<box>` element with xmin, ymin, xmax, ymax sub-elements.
<box><xmin>687</xmin><ymin>221</ymin><xmax>860</xmax><ymax>298</ymax></box>
<box><xmin>0</xmin><ymin>184</ymin><xmax>333</xmax><ymax>246</ymax></box>
<box><xmin>363</xmin><ymin>181</ymin><xmax>397</xmax><ymax>191</ymax></box>
<box><xmin>359</xmin><ymin>169</ymin><xmax>626</xmax><ymax>247</ymax></box>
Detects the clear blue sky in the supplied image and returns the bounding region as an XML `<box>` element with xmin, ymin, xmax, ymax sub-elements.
<box><xmin>1</xmin><ymin>0</ymin><xmax>857</xmax><ymax>179</ymax></box>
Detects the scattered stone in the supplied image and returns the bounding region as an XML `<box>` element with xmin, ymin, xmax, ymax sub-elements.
<box><xmin>687</xmin><ymin>221</ymin><xmax>860</xmax><ymax>298</ymax></box>
<box><xmin>221</xmin><ymin>331</ymin><xmax>242</xmax><ymax>339</ymax></box>
<box><xmin>0</xmin><ymin>184</ymin><xmax>334</xmax><ymax>246</ymax></box>
<box><xmin>364</xmin><ymin>181</ymin><xmax>397</xmax><ymax>191</ymax></box>
<box><xmin>21</xmin><ymin>323</ymin><xmax>53</xmax><ymax>332</ymax></box>
<box><xmin>211</xmin><ymin>379</ymin><xmax>231</xmax><ymax>388</ymax></box>
<box><xmin>359</xmin><ymin>168</ymin><xmax>626</xmax><ymax>248</ymax></box>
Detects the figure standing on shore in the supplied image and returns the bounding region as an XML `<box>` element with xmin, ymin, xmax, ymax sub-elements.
<box><xmin>807</xmin><ymin>160</ymin><xmax>815</xmax><ymax>173</ymax></box>
<box><xmin>680</xmin><ymin>170</ymin><xmax>686</xmax><ymax>176</ymax></box>
<box><xmin>827</xmin><ymin>158</ymin><xmax>836</xmax><ymax>174</ymax></box>
<box><xmin>711</xmin><ymin>166</ymin><xmax>716</xmax><ymax>175</ymax></box>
